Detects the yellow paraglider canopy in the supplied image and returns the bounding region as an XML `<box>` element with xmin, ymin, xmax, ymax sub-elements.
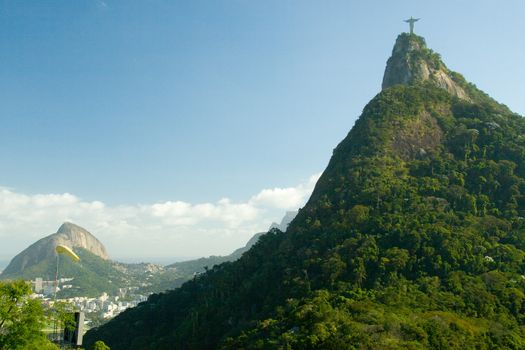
<box><xmin>55</xmin><ymin>244</ymin><xmax>80</xmax><ymax>262</ymax></box>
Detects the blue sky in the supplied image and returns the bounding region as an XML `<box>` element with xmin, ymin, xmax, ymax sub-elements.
<box><xmin>1</xmin><ymin>1</ymin><xmax>524</xmax><ymax>260</ymax></box>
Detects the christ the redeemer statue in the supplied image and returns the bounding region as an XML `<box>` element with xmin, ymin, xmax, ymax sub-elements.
<box><xmin>405</xmin><ymin>17</ymin><xmax>420</xmax><ymax>35</ymax></box>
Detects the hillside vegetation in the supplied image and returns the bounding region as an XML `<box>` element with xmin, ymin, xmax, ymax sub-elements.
<box><xmin>85</xmin><ymin>34</ymin><xmax>525</xmax><ymax>349</ymax></box>
<box><xmin>1</xmin><ymin>248</ymin><xmax>128</xmax><ymax>298</ymax></box>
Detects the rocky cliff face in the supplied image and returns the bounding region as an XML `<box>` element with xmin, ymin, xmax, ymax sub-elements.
<box><xmin>55</xmin><ymin>222</ymin><xmax>109</xmax><ymax>259</ymax></box>
<box><xmin>268</xmin><ymin>211</ymin><xmax>298</xmax><ymax>232</ymax></box>
<box><xmin>1</xmin><ymin>222</ymin><xmax>109</xmax><ymax>277</ymax></box>
<box><xmin>382</xmin><ymin>33</ymin><xmax>470</xmax><ymax>100</ymax></box>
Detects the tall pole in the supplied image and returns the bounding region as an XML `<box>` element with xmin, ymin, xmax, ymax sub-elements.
<box><xmin>53</xmin><ymin>254</ymin><xmax>60</xmax><ymax>345</ymax></box>
<box><xmin>54</xmin><ymin>254</ymin><xmax>59</xmax><ymax>302</ymax></box>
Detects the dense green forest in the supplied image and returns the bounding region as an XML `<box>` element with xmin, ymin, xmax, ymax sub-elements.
<box><xmin>0</xmin><ymin>280</ymin><xmax>71</xmax><ymax>350</ymax></box>
<box><xmin>85</xmin><ymin>35</ymin><xmax>525</xmax><ymax>349</ymax></box>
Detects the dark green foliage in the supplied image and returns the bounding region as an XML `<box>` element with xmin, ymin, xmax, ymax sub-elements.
<box><xmin>0</xmin><ymin>280</ymin><xmax>58</xmax><ymax>350</ymax></box>
<box><xmin>86</xmin><ymin>76</ymin><xmax>525</xmax><ymax>348</ymax></box>
<box><xmin>92</xmin><ymin>340</ymin><xmax>111</xmax><ymax>350</ymax></box>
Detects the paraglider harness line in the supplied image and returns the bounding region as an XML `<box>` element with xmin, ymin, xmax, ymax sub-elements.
<box><xmin>53</xmin><ymin>253</ymin><xmax>61</xmax><ymax>346</ymax></box>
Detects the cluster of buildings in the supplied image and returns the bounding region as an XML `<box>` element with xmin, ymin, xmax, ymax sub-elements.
<box><xmin>61</xmin><ymin>292</ymin><xmax>147</xmax><ymax>319</ymax></box>
<box><xmin>29</xmin><ymin>277</ymin><xmax>148</xmax><ymax>321</ymax></box>
<box><xmin>31</xmin><ymin>277</ymin><xmax>74</xmax><ymax>295</ymax></box>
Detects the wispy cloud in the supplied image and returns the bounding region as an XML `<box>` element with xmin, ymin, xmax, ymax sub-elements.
<box><xmin>95</xmin><ymin>0</ymin><xmax>108</xmax><ymax>10</ymax></box>
<box><xmin>0</xmin><ymin>174</ymin><xmax>320</xmax><ymax>261</ymax></box>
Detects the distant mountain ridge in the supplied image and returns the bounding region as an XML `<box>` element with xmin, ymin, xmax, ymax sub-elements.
<box><xmin>1</xmin><ymin>222</ymin><xmax>108</xmax><ymax>278</ymax></box>
<box><xmin>167</xmin><ymin>210</ymin><xmax>297</xmax><ymax>271</ymax></box>
<box><xmin>1</xmin><ymin>213</ymin><xmax>299</xmax><ymax>297</ymax></box>
<box><xmin>269</xmin><ymin>210</ymin><xmax>297</xmax><ymax>231</ymax></box>
<box><xmin>142</xmin><ymin>211</ymin><xmax>299</xmax><ymax>292</ymax></box>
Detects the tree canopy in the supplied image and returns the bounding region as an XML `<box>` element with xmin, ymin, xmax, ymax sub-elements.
<box><xmin>0</xmin><ymin>280</ymin><xmax>57</xmax><ymax>350</ymax></box>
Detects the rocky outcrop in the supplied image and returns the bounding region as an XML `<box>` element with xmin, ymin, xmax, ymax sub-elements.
<box><xmin>269</xmin><ymin>211</ymin><xmax>298</xmax><ymax>232</ymax></box>
<box><xmin>382</xmin><ymin>33</ymin><xmax>470</xmax><ymax>100</ymax></box>
<box><xmin>1</xmin><ymin>222</ymin><xmax>108</xmax><ymax>277</ymax></box>
<box><xmin>55</xmin><ymin>222</ymin><xmax>109</xmax><ymax>259</ymax></box>
<box><xmin>391</xmin><ymin>111</ymin><xmax>444</xmax><ymax>160</ymax></box>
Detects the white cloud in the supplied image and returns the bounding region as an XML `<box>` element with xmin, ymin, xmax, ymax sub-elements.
<box><xmin>0</xmin><ymin>173</ymin><xmax>320</xmax><ymax>262</ymax></box>
<box><xmin>249</xmin><ymin>174</ymin><xmax>320</xmax><ymax>210</ymax></box>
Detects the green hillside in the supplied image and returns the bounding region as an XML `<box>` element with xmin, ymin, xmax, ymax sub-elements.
<box><xmin>137</xmin><ymin>238</ymin><xmax>262</xmax><ymax>294</ymax></box>
<box><xmin>85</xmin><ymin>34</ymin><xmax>525</xmax><ymax>349</ymax></box>
<box><xmin>1</xmin><ymin>248</ymin><xmax>127</xmax><ymax>298</ymax></box>
<box><xmin>166</xmin><ymin>233</ymin><xmax>264</xmax><ymax>276</ymax></box>
<box><xmin>145</xmin><ymin>213</ymin><xmax>296</xmax><ymax>293</ymax></box>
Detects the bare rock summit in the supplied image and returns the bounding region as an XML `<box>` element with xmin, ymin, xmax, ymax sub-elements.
<box><xmin>382</xmin><ymin>33</ymin><xmax>470</xmax><ymax>100</ymax></box>
<box><xmin>1</xmin><ymin>222</ymin><xmax>109</xmax><ymax>278</ymax></box>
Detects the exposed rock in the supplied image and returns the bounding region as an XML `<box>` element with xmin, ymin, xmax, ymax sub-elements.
<box><xmin>1</xmin><ymin>222</ymin><xmax>109</xmax><ymax>277</ymax></box>
<box><xmin>391</xmin><ymin>111</ymin><xmax>443</xmax><ymax>160</ymax></box>
<box><xmin>269</xmin><ymin>211</ymin><xmax>298</xmax><ymax>232</ymax></box>
<box><xmin>382</xmin><ymin>33</ymin><xmax>470</xmax><ymax>100</ymax></box>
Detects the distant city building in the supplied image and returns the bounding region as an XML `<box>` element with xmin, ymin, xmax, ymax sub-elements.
<box><xmin>34</xmin><ymin>277</ymin><xmax>43</xmax><ymax>293</ymax></box>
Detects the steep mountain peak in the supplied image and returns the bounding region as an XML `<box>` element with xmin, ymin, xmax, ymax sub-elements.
<box><xmin>85</xmin><ymin>33</ymin><xmax>525</xmax><ymax>349</ymax></box>
<box><xmin>58</xmin><ymin>221</ymin><xmax>90</xmax><ymax>235</ymax></box>
<box><xmin>1</xmin><ymin>223</ymin><xmax>109</xmax><ymax>278</ymax></box>
<box><xmin>382</xmin><ymin>33</ymin><xmax>469</xmax><ymax>100</ymax></box>
<box><xmin>54</xmin><ymin>222</ymin><xmax>109</xmax><ymax>260</ymax></box>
